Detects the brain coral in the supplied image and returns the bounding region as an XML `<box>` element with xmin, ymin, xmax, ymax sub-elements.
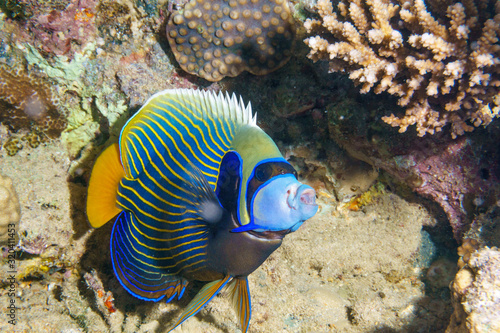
<box><xmin>0</xmin><ymin>173</ymin><xmax>20</xmax><ymax>245</ymax></box>
<box><xmin>167</xmin><ymin>0</ymin><xmax>296</xmax><ymax>81</ymax></box>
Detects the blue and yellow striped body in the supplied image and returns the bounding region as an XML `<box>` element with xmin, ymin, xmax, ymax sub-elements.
<box><xmin>86</xmin><ymin>89</ymin><xmax>318</xmax><ymax>332</ymax></box>
<box><xmin>111</xmin><ymin>89</ymin><xmax>261</xmax><ymax>298</ymax></box>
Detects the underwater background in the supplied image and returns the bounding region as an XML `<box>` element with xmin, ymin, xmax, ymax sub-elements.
<box><xmin>0</xmin><ymin>0</ymin><xmax>499</xmax><ymax>332</ymax></box>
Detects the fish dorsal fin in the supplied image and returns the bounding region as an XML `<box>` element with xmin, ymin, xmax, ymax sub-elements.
<box><xmin>168</xmin><ymin>275</ymin><xmax>232</xmax><ymax>332</ymax></box>
<box><xmin>118</xmin><ymin>89</ymin><xmax>256</xmax><ymax>180</ymax></box>
<box><xmin>86</xmin><ymin>143</ymin><xmax>124</xmax><ymax>228</ymax></box>
<box><xmin>227</xmin><ymin>277</ymin><xmax>252</xmax><ymax>333</ymax></box>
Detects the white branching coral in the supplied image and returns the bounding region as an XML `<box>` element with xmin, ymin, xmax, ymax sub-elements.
<box><xmin>304</xmin><ymin>0</ymin><xmax>500</xmax><ymax>138</ymax></box>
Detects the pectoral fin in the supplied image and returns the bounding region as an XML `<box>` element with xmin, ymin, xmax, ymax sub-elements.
<box><xmin>168</xmin><ymin>275</ymin><xmax>231</xmax><ymax>332</ymax></box>
<box><xmin>228</xmin><ymin>277</ymin><xmax>252</xmax><ymax>333</ymax></box>
<box><xmin>183</xmin><ymin>162</ymin><xmax>225</xmax><ymax>225</ymax></box>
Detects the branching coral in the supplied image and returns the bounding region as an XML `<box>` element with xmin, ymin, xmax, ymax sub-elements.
<box><xmin>304</xmin><ymin>0</ymin><xmax>500</xmax><ymax>137</ymax></box>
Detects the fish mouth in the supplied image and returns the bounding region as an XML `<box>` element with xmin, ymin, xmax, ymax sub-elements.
<box><xmin>287</xmin><ymin>184</ymin><xmax>318</xmax><ymax>209</ymax></box>
<box><xmin>299</xmin><ymin>187</ymin><xmax>316</xmax><ymax>205</ymax></box>
<box><xmin>248</xmin><ymin>228</ymin><xmax>292</xmax><ymax>240</ymax></box>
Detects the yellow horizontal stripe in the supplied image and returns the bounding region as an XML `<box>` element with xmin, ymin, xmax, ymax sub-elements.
<box><xmin>121</xmin><ymin>224</ymin><xmax>207</xmax><ymax>261</ymax></box>
<box><xmin>136</xmin><ymin>178</ymin><xmax>192</xmax><ymax>208</ymax></box>
<box><xmin>118</xmin><ymin>235</ymin><xmax>205</xmax><ymax>270</ymax></box>
<box><xmin>120</xmin><ymin>182</ymin><xmax>189</xmax><ymax>217</ymax></box>
<box><xmin>117</xmin><ymin>192</ymin><xmax>197</xmax><ymax>225</ymax></box>
<box><xmin>128</xmin><ymin>213</ymin><xmax>206</xmax><ymax>240</ymax></box>
<box><xmin>127</xmin><ymin>220</ymin><xmax>208</xmax><ymax>252</ymax></box>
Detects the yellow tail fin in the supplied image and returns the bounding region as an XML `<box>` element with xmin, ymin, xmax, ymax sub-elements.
<box><xmin>86</xmin><ymin>143</ymin><xmax>125</xmax><ymax>228</ymax></box>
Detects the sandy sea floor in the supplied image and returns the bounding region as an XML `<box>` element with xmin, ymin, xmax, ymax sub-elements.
<box><xmin>0</xmin><ymin>139</ymin><xmax>456</xmax><ymax>333</ymax></box>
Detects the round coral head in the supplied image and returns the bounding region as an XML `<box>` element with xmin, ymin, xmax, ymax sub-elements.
<box><xmin>167</xmin><ymin>0</ymin><xmax>296</xmax><ymax>81</ymax></box>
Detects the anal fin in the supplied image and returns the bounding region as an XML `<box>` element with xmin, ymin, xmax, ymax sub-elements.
<box><xmin>168</xmin><ymin>275</ymin><xmax>232</xmax><ymax>332</ymax></box>
<box><xmin>111</xmin><ymin>212</ymin><xmax>188</xmax><ymax>302</ymax></box>
<box><xmin>228</xmin><ymin>277</ymin><xmax>252</xmax><ymax>333</ymax></box>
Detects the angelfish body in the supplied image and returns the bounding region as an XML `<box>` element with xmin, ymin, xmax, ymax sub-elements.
<box><xmin>86</xmin><ymin>89</ymin><xmax>318</xmax><ymax>332</ymax></box>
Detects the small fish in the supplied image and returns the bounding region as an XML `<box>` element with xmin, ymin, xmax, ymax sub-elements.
<box><xmin>86</xmin><ymin>89</ymin><xmax>318</xmax><ymax>332</ymax></box>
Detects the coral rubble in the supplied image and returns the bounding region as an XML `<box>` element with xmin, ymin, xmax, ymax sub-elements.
<box><xmin>0</xmin><ymin>64</ymin><xmax>67</xmax><ymax>138</ymax></box>
<box><xmin>304</xmin><ymin>0</ymin><xmax>500</xmax><ymax>137</ymax></box>
<box><xmin>167</xmin><ymin>0</ymin><xmax>296</xmax><ymax>81</ymax></box>
<box><xmin>0</xmin><ymin>173</ymin><xmax>20</xmax><ymax>245</ymax></box>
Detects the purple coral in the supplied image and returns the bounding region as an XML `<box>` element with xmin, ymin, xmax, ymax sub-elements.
<box><xmin>330</xmin><ymin>118</ymin><xmax>500</xmax><ymax>241</ymax></box>
<box><xmin>384</xmin><ymin>135</ymin><xmax>496</xmax><ymax>240</ymax></box>
<box><xmin>409</xmin><ymin>137</ymin><xmax>498</xmax><ymax>240</ymax></box>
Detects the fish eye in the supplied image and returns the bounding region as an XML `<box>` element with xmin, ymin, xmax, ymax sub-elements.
<box><xmin>255</xmin><ymin>164</ymin><xmax>270</xmax><ymax>182</ymax></box>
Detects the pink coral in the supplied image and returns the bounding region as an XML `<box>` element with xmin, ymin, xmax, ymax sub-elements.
<box><xmin>25</xmin><ymin>0</ymin><xmax>97</xmax><ymax>56</ymax></box>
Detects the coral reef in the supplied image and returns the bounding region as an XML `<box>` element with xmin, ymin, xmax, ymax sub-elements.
<box><xmin>457</xmin><ymin>238</ymin><xmax>479</xmax><ymax>269</ymax></box>
<box><xmin>304</xmin><ymin>0</ymin><xmax>500</xmax><ymax>137</ymax></box>
<box><xmin>0</xmin><ymin>64</ymin><xmax>67</xmax><ymax>138</ymax></box>
<box><xmin>326</xmin><ymin>91</ymin><xmax>500</xmax><ymax>240</ymax></box>
<box><xmin>0</xmin><ymin>0</ymin><xmax>30</xmax><ymax>20</ymax></box>
<box><xmin>397</xmin><ymin>136</ymin><xmax>499</xmax><ymax>240</ymax></box>
<box><xmin>447</xmin><ymin>247</ymin><xmax>500</xmax><ymax>333</ymax></box>
<box><xmin>23</xmin><ymin>0</ymin><xmax>98</xmax><ymax>57</ymax></box>
<box><xmin>167</xmin><ymin>0</ymin><xmax>296</xmax><ymax>81</ymax></box>
<box><xmin>465</xmin><ymin>203</ymin><xmax>500</xmax><ymax>248</ymax></box>
<box><xmin>0</xmin><ymin>173</ymin><xmax>19</xmax><ymax>245</ymax></box>
<box><xmin>96</xmin><ymin>1</ymin><xmax>133</xmax><ymax>45</ymax></box>
<box><xmin>0</xmin><ymin>0</ymin><xmax>493</xmax><ymax>330</ymax></box>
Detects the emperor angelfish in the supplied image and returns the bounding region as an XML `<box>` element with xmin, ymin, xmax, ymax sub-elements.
<box><xmin>86</xmin><ymin>89</ymin><xmax>318</xmax><ymax>332</ymax></box>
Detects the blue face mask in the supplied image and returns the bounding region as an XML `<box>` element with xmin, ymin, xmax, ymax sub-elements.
<box><xmin>233</xmin><ymin>174</ymin><xmax>318</xmax><ymax>233</ymax></box>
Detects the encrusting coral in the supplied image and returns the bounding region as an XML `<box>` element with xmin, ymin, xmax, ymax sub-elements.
<box><xmin>304</xmin><ymin>0</ymin><xmax>500</xmax><ymax>137</ymax></box>
<box><xmin>0</xmin><ymin>173</ymin><xmax>20</xmax><ymax>245</ymax></box>
<box><xmin>167</xmin><ymin>0</ymin><xmax>296</xmax><ymax>81</ymax></box>
<box><xmin>0</xmin><ymin>64</ymin><xmax>67</xmax><ymax>139</ymax></box>
<box><xmin>447</xmin><ymin>247</ymin><xmax>500</xmax><ymax>333</ymax></box>
<box><xmin>23</xmin><ymin>0</ymin><xmax>97</xmax><ymax>57</ymax></box>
